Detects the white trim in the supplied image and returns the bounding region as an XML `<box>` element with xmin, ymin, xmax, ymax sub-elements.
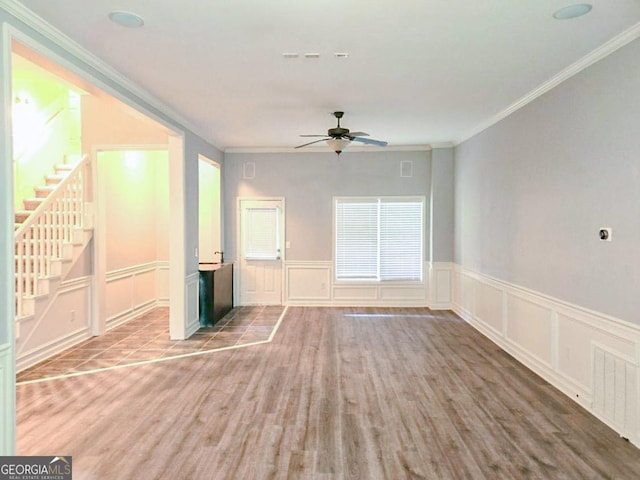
<box><xmin>168</xmin><ymin>134</ymin><xmax>188</xmax><ymax>339</ymax></box>
<box><xmin>0</xmin><ymin>20</ymin><xmax>16</xmax><ymax>455</ymax></box>
<box><xmin>105</xmin><ymin>262</ymin><xmax>158</xmax><ymax>282</ymax></box>
<box><xmin>225</xmin><ymin>145</ymin><xmax>435</xmax><ymax>154</ymax></box>
<box><xmin>454</xmin><ymin>22</ymin><xmax>640</xmax><ymax>145</ymax></box>
<box><xmin>452</xmin><ymin>263</ymin><xmax>640</xmax><ymax>447</ymax></box>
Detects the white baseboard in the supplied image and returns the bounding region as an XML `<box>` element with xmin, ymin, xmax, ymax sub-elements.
<box><xmin>452</xmin><ymin>264</ymin><xmax>640</xmax><ymax>447</ymax></box>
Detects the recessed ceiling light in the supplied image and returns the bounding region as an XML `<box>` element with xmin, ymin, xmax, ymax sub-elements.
<box><xmin>553</xmin><ymin>4</ymin><xmax>592</xmax><ymax>20</ymax></box>
<box><xmin>108</xmin><ymin>11</ymin><xmax>145</xmax><ymax>28</ymax></box>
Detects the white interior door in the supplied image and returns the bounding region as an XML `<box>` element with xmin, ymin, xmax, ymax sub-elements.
<box><xmin>238</xmin><ymin>198</ymin><xmax>284</xmax><ymax>305</ymax></box>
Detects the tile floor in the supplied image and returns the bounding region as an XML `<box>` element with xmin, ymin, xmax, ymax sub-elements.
<box><xmin>17</xmin><ymin>305</ymin><xmax>284</xmax><ymax>383</ymax></box>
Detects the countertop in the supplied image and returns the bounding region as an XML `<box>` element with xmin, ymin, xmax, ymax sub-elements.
<box><xmin>198</xmin><ymin>262</ymin><xmax>232</xmax><ymax>272</ymax></box>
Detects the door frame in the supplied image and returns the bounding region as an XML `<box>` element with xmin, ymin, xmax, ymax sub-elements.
<box><xmin>0</xmin><ymin>22</ymin><xmax>16</xmax><ymax>455</ymax></box>
<box><xmin>92</xmin><ymin>144</ymin><xmax>172</xmax><ymax>336</ymax></box>
<box><xmin>236</xmin><ymin>196</ymin><xmax>286</xmax><ymax>306</ymax></box>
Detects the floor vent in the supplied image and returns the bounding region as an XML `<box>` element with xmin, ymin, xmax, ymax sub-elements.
<box><xmin>592</xmin><ymin>345</ymin><xmax>638</xmax><ymax>439</ymax></box>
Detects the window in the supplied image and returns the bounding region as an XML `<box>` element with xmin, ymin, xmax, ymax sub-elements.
<box><xmin>335</xmin><ymin>197</ymin><xmax>424</xmax><ymax>281</ymax></box>
<box><xmin>243</xmin><ymin>206</ymin><xmax>281</xmax><ymax>260</ymax></box>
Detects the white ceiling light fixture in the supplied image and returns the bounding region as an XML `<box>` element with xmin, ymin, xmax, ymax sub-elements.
<box><xmin>108</xmin><ymin>11</ymin><xmax>145</xmax><ymax>28</ymax></box>
<box><xmin>326</xmin><ymin>137</ymin><xmax>351</xmax><ymax>155</ymax></box>
<box><xmin>553</xmin><ymin>4</ymin><xmax>593</xmax><ymax>20</ymax></box>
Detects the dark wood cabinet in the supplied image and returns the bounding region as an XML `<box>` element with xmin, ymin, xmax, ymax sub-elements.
<box><xmin>198</xmin><ymin>263</ymin><xmax>233</xmax><ymax>327</ymax></box>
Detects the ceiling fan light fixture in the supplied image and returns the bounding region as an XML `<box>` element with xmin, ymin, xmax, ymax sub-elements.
<box><xmin>327</xmin><ymin>138</ymin><xmax>351</xmax><ymax>155</ymax></box>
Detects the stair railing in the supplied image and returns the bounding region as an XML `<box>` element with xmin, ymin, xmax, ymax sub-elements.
<box><xmin>14</xmin><ymin>154</ymin><xmax>90</xmax><ymax>317</ymax></box>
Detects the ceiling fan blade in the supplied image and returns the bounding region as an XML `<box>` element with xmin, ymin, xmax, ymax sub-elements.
<box><xmin>351</xmin><ymin>137</ymin><xmax>388</xmax><ymax>147</ymax></box>
<box><xmin>295</xmin><ymin>138</ymin><xmax>330</xmax><ymax>148</ymax></box>
<box><xmin>299</xmin><ymin>134</ymin><xmax>328</xmax><ymax>137</ymax></box>
<box><xmin>347</xmin><ymin>131</ymin><xmax>369</xmax><ymax>137</ymax></box>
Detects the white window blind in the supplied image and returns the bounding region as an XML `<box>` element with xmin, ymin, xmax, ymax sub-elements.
<box><xmin>335</xmin><ymin>201</ymin><xmax>378</xmax><ymax>279</ymax></box>
<box><xmin>335</xmin><ymin>197</ymin><xmax>423</xmax><ymax>281</ymax></box>
<box><xmin>244</xmin><ymin>207</ymin><xmax>280</xmax><ymax>260</ymax></box>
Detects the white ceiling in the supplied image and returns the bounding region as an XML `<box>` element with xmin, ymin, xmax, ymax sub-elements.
<box><xmin>15</xmin><ymin>0</ymin><xmax>640</xmax><ymax>150</ymax></box>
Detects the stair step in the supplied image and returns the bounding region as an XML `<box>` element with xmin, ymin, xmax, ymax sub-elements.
<box><xmin>23</xmin><ymin>198</ymin><xmax>45</xmax><ymax>211</ymax></box>
<box><xmin>35</xmin><ymin>186</ymin><xmax>56</xmax><ymax>198</ymax></box>
<box><xmin>55</xmin><ymin>163</ymin><xmax>74</xmax><ymax>173</ymax></box>
<box><xmin>45</xmin><ymin>174</ymin><xmax>67</xmax><ymax>185</ymax></box>
<box><xmin>15</xmin><ymin>211</ymin><xmax>30</xmax><ymax>224</ymax></box>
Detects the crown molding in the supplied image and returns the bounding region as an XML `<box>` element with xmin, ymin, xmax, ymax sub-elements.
<box><xmin>0</xmin><ymin>0</ymin><xmax>217</xmax><ymax>147</ymax></box>
<box><xmin>454</xmin><ymin>21</ymin><xmax>640</xmax><ymax>146</ymax></box>
<box><xmin>224</xmin><ymin>145</ymin><xmax>433</xmax><ymax>154</ymax></box>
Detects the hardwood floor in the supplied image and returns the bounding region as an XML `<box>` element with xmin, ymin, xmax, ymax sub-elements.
<box><xmin>16</xmin><ymin>307</ymin><xmax>640</xmax><ymax>479</ymax></box>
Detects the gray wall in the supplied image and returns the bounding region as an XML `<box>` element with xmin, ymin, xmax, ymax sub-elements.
<box><xmin>224</xmin><ymin>150</ymin><xmax>431</xmax><ymax>262</ymax></box>
<box><xmin>454</xmin><ymin>38</ymin><xmax>640</xmax><ymax>324</ymax></box>
<box><xmin>430</xmin><ymin>148</ymin><xmax>455</xmax><ymax>262</ymax></box>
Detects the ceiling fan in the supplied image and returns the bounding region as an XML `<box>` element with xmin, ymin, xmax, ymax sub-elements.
<box><xmin>295</xmin><ymin>111</ymin><xmax>388</xmax><ymax>155</ymax></box>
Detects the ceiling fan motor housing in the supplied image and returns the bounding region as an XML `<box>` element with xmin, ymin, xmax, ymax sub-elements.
<box><xmin>328</xmin><ymin>127</ymin><xmax>350</xmax><ymax>137</ymax></box>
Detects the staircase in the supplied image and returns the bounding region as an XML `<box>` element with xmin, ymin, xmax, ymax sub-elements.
<box><xmin>14</xmin><ymin>155</ymin><xmax>93</xmax><ymax>329</ymax></box>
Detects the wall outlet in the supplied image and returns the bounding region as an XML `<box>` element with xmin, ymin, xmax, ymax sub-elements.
<box><xmin>286</xmin><ymin>241</ymin><xmax>291</xmax><ymax>249</ymax></box>
<box><xmin>70</xmin><ymin>310</ymin><xmax>76</xmax><ymax>322</ymax></box>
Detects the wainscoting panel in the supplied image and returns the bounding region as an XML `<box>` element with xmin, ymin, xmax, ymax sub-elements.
<box><xmin>506</xmin><ymin>294</ymin><xmax>553</xmax><ymax>366</ymax></box>
<box><xmin>379</xmin><ymin>285</ymin><xmax>426</xmax><ymax>300</ymax></box>
<box><xmin>286</xmin><ymin>262</ymin><xmax>331</xmax><ymax>302</ymax></box>
<box><xmin>452</xmin><ymin>264</ymin><xmax>640</xmax><ymax>447</ymax></box>
<box><xmin>332</xmin><ymin>286</ymin><xmax>379</xmax><ymax>301</ymax></box>
<box><xmin>428</xmin><ymin>262</ymin><xmax>453</xmax><ymax>309</ymax></box>
<box><xmin>105</xmin><ymin>262</ymin><xmax>168</xmax><ymax>329</ymax></box>
<box><xmin>156</xmin><ymin>261</ymin><xmax>170</xmax><ymax>305</ymax></box>
<box><xmin>16</xmin><ymin>276</ymin><xmax>92</xmax><ymax>371</ymax></box>
<box><xmin>132</xmin><ymin>269</ymin><xmax>156</xmax><ymax>309</ymax></box>
<box><xmin>474</xmin><ymin>280</ymin><xmax>503</xmax><ymax>335</ymax></box>
<box><xmin>185</xmin><ymin>272</ymin><xmax>200</xmax><ymax>338</ymax></box>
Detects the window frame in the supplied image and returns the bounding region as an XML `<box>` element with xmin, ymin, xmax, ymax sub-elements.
<box><xmin>333</xmin><ymin>195</ymin><xmax>426</xmax><ymax>284</ymax></box>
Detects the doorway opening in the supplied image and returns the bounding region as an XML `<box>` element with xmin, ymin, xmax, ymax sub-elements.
<box><xmin>198</xmin><ymin>156</ymin><xmax>222</xmax><ymax>264</ymax></box>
